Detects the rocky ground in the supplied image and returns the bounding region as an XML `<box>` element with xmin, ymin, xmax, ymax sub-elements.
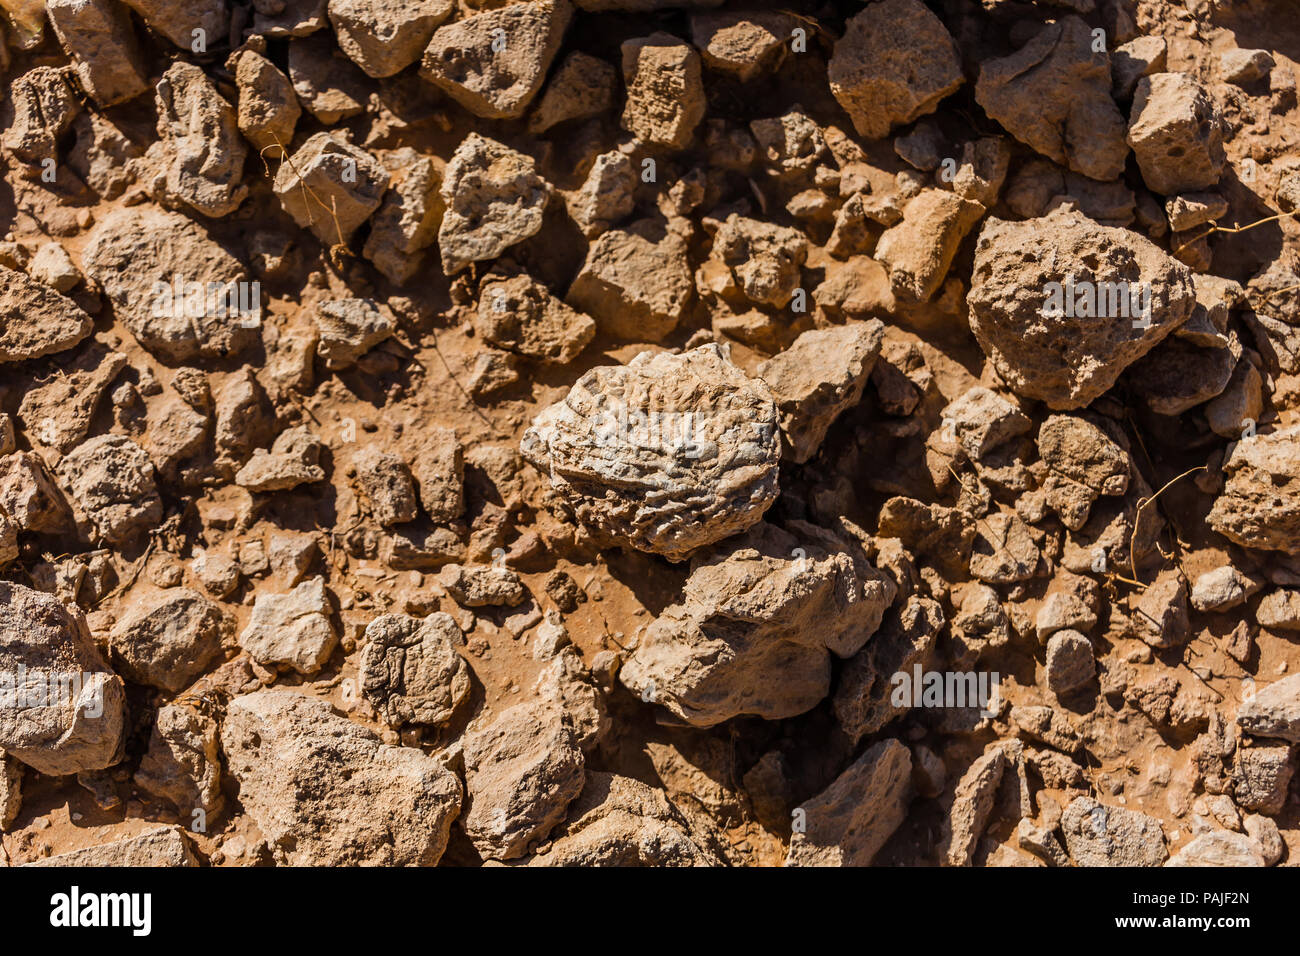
<box><xmin>0</xmin><ymin>0</ymin><xmax>1298</xmax><ymax>868</ymax></box>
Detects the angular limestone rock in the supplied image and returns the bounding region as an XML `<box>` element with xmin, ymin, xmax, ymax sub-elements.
<box><xmin>221</xmin><ymin>689</ymin><xmax>462</xmax><ymax>865</ymax></box>
<box><xmin>758</xmin><ymin>321</ymin><xmax>884</xmax><ymax>463</ymax></box>
<box><xmin>420</xmin><ymin>0</ymin><xmax>571</xmax><ymax>119</ymax></box>
<box><xmin>566</xmin><ymin>219</ymin><xmax>694</xmax><ymax>341</ymax></box>
<box><xmin>0</xmin><ymin>582</ymin><xmax>126</xmax><ymax>776</ymax></box>
<box><xmin>108</xmin><ymin>588</ymin><xmax>231</xmax><ymax>693</ymax></box>
<box><xmin>359</xmin><ymin>612</ymin><xmax>470</xmax><ymax>727</ymax></box>
<box><xmin>828</xmin><ymin>0</ymin><xmax>963</xmax><ymax>140</ymax></box>
<box><xmin>273</xmin><ymin>133</ymin><xmax>389</xmax><ymax>245</ymax></box>
<box><xmin>0</xmin><ymin>267</ymin><xmax>92</xmax><ymax>364</ymax></box>
<box><xmin>620</xmin><ymin>521</ymin><xmax>895</xmax><ymax>725</ymax></box>
<box><xmin>966</xmin><ymin>208</ymin><xmax>1196</xmax><ymax>409</ymax></box>
<box><xmin>786</xmin><ymin>739</ymin><xmax>912</xmax><ymax>866</ymax></box>
<box><xmin>83</xmin><ymin>207</ymin><xmax>258</xmax><ymax>362</ymax></box>
<box><xmin>438</xmin><ymin>134</ymin><xmax>552</xmax><ymax>274</ymax></box>
<box><xmin>462</xmin><ymin>701</ymin><xmax>585</xmax><ymax>860</ymax></box>
<box><xmin>1209</xmin><ymin>427</ymin><xmax>1300</xmax><ymax>554</ymax></box>
<box><xmin>620</xmin><ymin>33</ymin><xmax>706</xmax><ymax>148</ymax></box>
<box><xmin>476</xmin><ymin>274</ymin><xmax>596</xmax><ymax>364</ymax></box>
<box><xmin>976</xmin><ymin>17</ymin><xmax>1129</xmax><ymax>181</ymax></box>
<box><xmin>329</xmin><ymin>0</ymin><xmax>452</xmax><ymax>78</ymax></box>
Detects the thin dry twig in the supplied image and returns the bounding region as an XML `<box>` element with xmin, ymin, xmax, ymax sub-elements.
<box><xmin>1128</xmin><ymin>466</ymin><xmax>1207</xmax><ymax>586</ymax></box>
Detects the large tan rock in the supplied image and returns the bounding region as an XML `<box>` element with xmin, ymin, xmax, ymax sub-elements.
<box><xmin>0</xmin><ymin>583</ymin><xmax>126</xmax><ymax>776</ymax></box>
<box><xmin>786</xmin><ymin>739</ymin><xmax>912</xmax><ymax>866</ymax></box>
<box><xmin>83</xmin><ymin>207</ymin><xmax>258</xmax><ymax>362</ymax></box>
<box><xmin>26</xmin><ymin>825</ymin><xmax>197</xmax><ymax>866</ymax></box>
<box><xmin>976</xmin><ymin>17</ymin><xmax>1129</xmax><ymax>181</ymax></box>
<box><xmin>150</xmin><ymin>62</ymin><xmax>248</xmax><ymax>217</ymax></box>
<box><xmin>273</xmin><ymin>133</ymin><xmax>390</xmax><ymax>245</ymax></box>
<box><xmin>758</xmin><ymin>321</ymin><xmax>884</xmax><ymax>463</ymax></box>
<box><xmin>108</xmin><ymin>589</ymin><xmax>231</xmax><ymax>693</ymax></box>
<box><xmin>876</xmin><ymin>189</ymin><xmax>985</xmax><ymax>303</ymax></box>
<box><xmin>566</xmin><ymin>219</ymin><xmax>694</xmax><ymax>341</ymax></box>
<box><xmin>620</xmin><ymin>521</ymin><xmax>895</xmax><ymax>725</ymax></box>
<box><xmin>330</xmin><ymin>0</ymin><xmax>451</xmax><ymax>78</ymax></box>
<box><xmin>1127</xmin><ymin>72</ymin><xmax>1225</xmax><ymax>195</ymax></box>
<box><xmin>359</xmin><ymin>613</ymin><xmax>470</xmax><ymax>728</ymax></box>
<box><xmin>620</xmin><ymin>33</ymin><xmax>705</xmax><ymax>148</ymax></box>
<box><xmin>529</xmin><ymin>772</ymin><xmax>720</xmax><ymax>866</ymax></box>
<box><xmin>521</xmin><ymin>344</ymin><xmax>780</xmax><ymax>561</ymax></box>
<box><xmin>47</xmin><ymin>0</ymin><xmax>148</xmax><ymax>107</ymax></box>
<box><xmin>420</xmin><ymin>0</ymin><xmax>571</xmax><ymax>118</ymax></box>
<box><xmin>966</xmin><ymin>208</ymin><xmax>1196</xmax><ymax>409</ymax></box>
<box><xmin>1209</xmin><ymin>427</ymin><xmax>1300</xmax><ymax>554</ymax></box>
<box><xmin>438</xmin><ymin>134</ymin><xmax>552</xmax><ymax>274</ymax></box>
<box><xmin>462</xmin><ymin>701</ymin><xmax>585</xmax><ymax>860</ymax></box>
<box><xmin>828</xmin><ymin>0</ymin><xmax>963</xmax><ymax>139</ymax></box>
<box><xmin>0</xmin><ymin>266</ymin><xmax>92</xmax><ymax>364</ymax></box>
<box><xmin>220</xmin><ymin>689</ymin><xmax>462</xmax><ymax>865</ymax></box>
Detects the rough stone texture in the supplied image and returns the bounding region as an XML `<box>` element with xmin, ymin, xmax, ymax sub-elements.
<box><xmin>462</xmin><ymin>701</ymin><xmax>585</xmax><ymax>860</ymax></box>
<box><xmin>0</xmin><ymin>749</ymin><xmax>20</xmax><ymax>829</ymax></box>
<box><xmin>620</xmin><ymin>521</ymin><xmax>895</xmax><ymax>726</ymax></box>
<box><xmin>757</xmin><ymin>321</ymin><xmax>883</xmax><ymax>463</ymax></box>
<box><xmin>833</xmin><ymin>595</ymin><xmax>945</xmax><ymax>742</ymax></box>
<box><xmin>529</xmin><ymin>52</ymin><xmax>616</xmax><ymax>133</ymax></box>
<box><xmin>0</xmin><ymin>453</ymin><xmax>67</xmax><ymax>535</ymax></box>
<box><xmin>620</xmin><ymin>33</ymin><xmax>706</xmax><ymax>148</ymax></box>
<box><xmin>690</xmin><ymin>11</ymin><xmax>793</xmax><ymax>82</ymax></box>
<box><xmin>438</xmin><ymin>564</ymin><xmax>527</xmax><ymax>607</ymax></box>
<box><xmin>1209</xmin><ymin>426</ymin><xmax>1300</xmax><ymax>554</ymax></box>
<box><xmin>353</xmin><ymin>446</ymin><xmax>418</xmax><ymax>527</ymax></box>
<box><xmin>1127</xmin><ymin>72</ymin><xmax>1226</xmax><ymax>195</ymax></box>
<box><xmin>362</xmin><ymin>150</ymin><xmax>443</xmax><ymax>283</ymax></box>
<box><xmin>1257</xmin><ymin>589</ymin><xmax>1300</xmax><ymax>631</ymax></box>
<box><xmin>235</xmin><ymin>427</ymin><xmax>326</xmax><ymax>493</ymax></box>
<box><xmin>1191</xmin><ymin>566</ymin><xmax>1262</xmax><ymax>612</ymax></box>
<box><xmin>413</xmin><ymin>426</ymin><xmax>464</xmax><ymax>523</ymax></box>
<box><xmin>150</xmin><ymin>61</ymin><xmax>249</xmax><ymax>218</ymax></box>
<box><xmin>1237</xmin><ymin>673</ymin><xmax>1300</xmax><ymax>742</ymax></box>
<box><xmin>314</xmin><ymin>298</ymin><xmax>395</xmax><ymax>370</ymax></box>
<box><xmin>1060</xmin><ymin>796</ymin><xmax>1168</xmax><ymax>866</ymax></box>
<box><xmin>121</xmin><ymin>0</ymin><xmax>229</xmax><ymax>50</ymax></box>
<box><xmin>288</xmin><ymin>33</ymin><xmax>369</xmax><ymax>124</ymax></box>
<box><xmin>966</xmin><ymin>208</ymin><xmax>1197</xmax><ymax>409</ymax></box>
<box><xmin>229</xmin><ymin>49</ymin><xmax>300</xmax><ymax>158</ymax></box>
<box><xmin>438</xmin><ymin>134</ymin><xmax>552</xmax><ymax>274</ymax></box>
<box><xmin>1037</xmin><ymin>414</ymin><xmax>1130</xmax><ymax>530</ymax></box>
<box><xmin>0</xmin><ymin>582</ymin><xmax>126</xmax><ymax>776</ymax></box>
<box><xmin>976</xmin><ymin>17</ymin><xmax>1129</xmax><ymax>181</ymax></box>
<box><xmin>566</xmin><ymin>219</ymin><xmax>694</xmax><ymax>341</ymax></box>
<box><xmin>221</xmin><ymin>689</ymin><xmax>462</xmax><ymax>865</ymax></box>
<box><xmin>943</xmin><ymin>387</ymin><xmax>1031</xmax><ymax>461</ymax></box>
<box><xmin>476</xmin><ymin>274</ymin><xmax>596</xmax><ymax>364</ymax></box>
<box><xmin>359</xmin><ymin>613</ymin><xmax>469</xmax><ymax>727</ymax></box>
<box><xmin>1233</xmin><ymin>744</ymin><xmax>1294</xmax><ymax>814</ymax></box>
<box><xmin>828</xmin><ymin>0</ymin><xmax>963</xmax><ymax>140</ymax></box>
<box><xmin>46</xmin><ymin>0</ymin><xmax>148</xmax><ymax>107</ymax></box>
<box><xmin>108</xmin><ymin>588</ymin><xmax>231</xmax><ymax>693</ymax></box>
<box><xmin>421</xmin><ymin>0</ymin><xmax>571</xmax><ymax>119</ymax></box>
<box><xmin>273</xmin><ymin>133</ymin><xmax>389</xmax><ymax>245</ymax></box>
<box><xmin>529</xmin><ymin>771</ymin><xmax>719</xmax><ymax>866</ymax></box>
<box><xmin>876</xmin><ymin>189</ymin><xmax>985</xmax><ymax>303</ymax></box>
<box><xmin>56</xmin><ymin>435</ymin><xmax>162</xmax><ymax>545</ymax></box>
<box><xmin>2</xmin><ymin>66</ymin><xmax>81</xmax><ymax>162</ymax></box>
<box><xmin>329</xmin><ymin>0</ymin><xmax>451</xmax><ymax>78</ymax></box>
<box><xmin>566</xmin><ymin>150</ymin><xmax>636</xmax><ymax>239</ymax></box>
<box><xmin>1167</xmin><ymin>831</ymin><xmax>1265</xmax><ymax>867</ymax></box>
<box><xmin>940</xmin><ymin>746</ymin><xmax>1006</xmax><ymax>866</ymax></box>
<box><xmin>134</xmin><ymin>702</ymin><xmax>224</xmax><ymax>815</ymax></box>
<box><xmin>83</xmin><ymin>207</ymin><xmax>258</xmax><ymax>362</ymax></box>
<box><xmin>521</xmin><ymin>345</ymin><xmax>780</xmax><ymax>561</ymax></box>
<box><xmin>1045</xmin><ymin>630</ymin><xmax>1094</xmax><ymax>694</ymax></box>
<box><xmin>0</xmin><ymin>266</ymin><xmax>92</xmax><ymax>364</ymax></box>
<box><xmin>26</xmin><ymin>825</ymin><xmax>197</xmax><ymax>866</ymax></box>
<box><xmin>1133</xmin><ymin>569</ymin><xmax>1189</xmax><ymax>649</ymax></box>
<box><xmin>708</xmin><ymin>214</ymin><xmax>808</xmax><ymax>308</ymax></box>
<box><xmin>786</xmin><ymin>739</ymin><xmax>912</xmax><ymax>866</ymax></box>
<box><xmin>239</xmin><ymin>578</ymin><xmax>338</xmax><ymax>675</ymax></box>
